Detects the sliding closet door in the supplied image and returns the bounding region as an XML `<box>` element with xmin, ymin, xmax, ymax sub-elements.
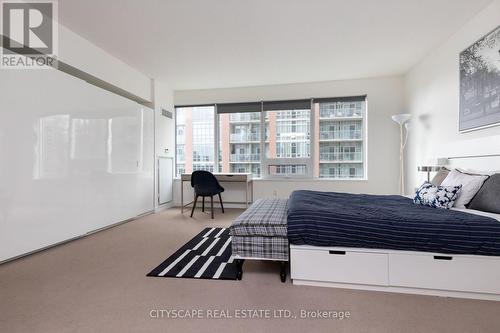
<box><xmin>0</xmin><ymin>69</ymin><xmax>154</xmax><ymax>261</ymax></box>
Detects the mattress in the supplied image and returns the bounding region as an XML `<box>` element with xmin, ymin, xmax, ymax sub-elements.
<box><xmin>287</xmin><ymin>190</ymin><xmax>500</xmax><ymax>256</ymax></box>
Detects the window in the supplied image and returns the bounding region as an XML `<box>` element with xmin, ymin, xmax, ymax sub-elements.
<box><xmin>219</xmin><ymin>110</ymin><xmax>262</xmax><ymax>178</ymax></box>
<box><xmin>262</xmin><ymin>100</ymin><xmax>312</xmax><ymax>178</ymax></box>
<box><xmin>314</xmin><ymin>98</ymin><xmax>366</xmax><ymax>179</ymax></box>
<box><xmin>175</xmin><ymin>96</ymin><xmax>366</xmax><ymax>179</ymax></box>
<box><xmin>175</xmin><ymin>105</ymin><xmax>215</xmax><ymax>176</ymax></box>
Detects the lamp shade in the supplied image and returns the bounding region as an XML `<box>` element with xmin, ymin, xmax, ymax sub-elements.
<box><xmin>391</xmin><ymin>113</ymin><xmax>411</xmax><ymax>125</ymax></box>
<box><xmin>437</xmin><ymin>158</ymin><xmax>449</xmax><ymax>166</ymax></box>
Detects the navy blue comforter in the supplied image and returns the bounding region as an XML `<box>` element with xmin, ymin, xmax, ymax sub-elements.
<box><xmin>287</xmin><ymin>190</ymin><xmax>500</xmax><ymax>256</ymax></box>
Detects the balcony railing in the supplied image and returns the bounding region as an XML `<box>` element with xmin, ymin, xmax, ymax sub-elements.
<box><xmin>230</xmin><ymin>133</ymin><xmax>260</xmax><ymax>142</ymax></box>
<box><xmin>319</xmin><ymin>109</ymin><xmax>362</xmax><ymax>119</ymax></box>
<box><xmin>230</xmin><ymin>154</ymin><xmax>261</xmax><ymax>162</ymax></box>
<box><xmin>274</xmin><ymin>111</ymin><xmax>310</xmax><ymax>120</ymax></box>
<box><xmin>229</xmin><ymin>113</ymin><xmax>260</xmax><ymax>122</ymax></box>
<box><xmin>268</xmin><ymin>164</ymin><xmax>308</xmax><ymax>176</ymax></box>
<box><xmin>319</xmin><ymin>171</ymin><xmax>364</xmax><ymax>179</ymax></box>
<box><xmin>319</xmin><ymin>130</ymin><xmax>361</xmax><ymax>140</ymax></box>
<box><xmin>319</xmin><ymin>152</ymin><xmax>363</xmax><ymax>162</ymax></box>
<box><xmin>276</xmin><ymin>133</ymin><xmax>310</xmax><ymax>141</ymax></box>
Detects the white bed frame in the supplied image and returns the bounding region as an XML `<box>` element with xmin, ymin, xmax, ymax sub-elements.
<box><xmin>290</xmin><ymin>244</ymin><xmax>500</xmax><ymax>301</ymax></box>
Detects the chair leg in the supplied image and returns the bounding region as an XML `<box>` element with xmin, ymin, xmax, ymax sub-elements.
<box><xmin>202</xmin><ymin>196</ymin><xmax>205</xmax><ymax>212</ymax></box>
<box><xmin>218</xmin><ymin>193</ymin><xmax>224</xmax><ymax>213</ymax></box>
<box><xmin>190</xmin><ymin>195</ymin><xmax>198</xmax><ymax>218</ymax></box>
<box><xmin>210</xmin><ymin>195</ymin><xmax>214</xmax><ymax>219</ymax></box>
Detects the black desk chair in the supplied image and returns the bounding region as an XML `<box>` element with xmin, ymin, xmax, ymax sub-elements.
<box><xmin>190</xmin><ymin>171</ymin><xmax>225</xmax><ymax>219</ymax></box>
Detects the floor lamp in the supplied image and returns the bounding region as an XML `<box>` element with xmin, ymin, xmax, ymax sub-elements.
<box><xmin>392</xmin><ymin>114</ymin><xmax>411</xmax><ymax>195</ymax></box>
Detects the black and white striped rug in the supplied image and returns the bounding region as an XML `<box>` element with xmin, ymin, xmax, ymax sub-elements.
<box><xmin>147</xmin><ymin>227</ymin><xmax>239</xmax><ymax>280</ymax></box>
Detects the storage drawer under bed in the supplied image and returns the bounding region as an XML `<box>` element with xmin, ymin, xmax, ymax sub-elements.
<box><xmin>291</xmin><ymin>247</ymin><xmax>389</xmax><ymax>286</ymax></box>
<box><xmin>389</xmin><ymin>253</ymin><xmax>500</xmax><ymax>294</ymax></box>
<box><xmin>291</xmin><ymin>245</ymin><xmax>500</xmax><ymax>295</ymax></box>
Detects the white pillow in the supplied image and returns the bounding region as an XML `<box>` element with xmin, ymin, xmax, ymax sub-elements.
<box><xmin>441</xmin><ymin>169</ymin><xmax>489</xmax><ymax>208</ymax></box>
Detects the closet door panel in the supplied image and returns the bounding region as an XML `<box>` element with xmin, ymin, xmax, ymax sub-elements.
<box><xmin>0</xmin><ymin>69</ymin><xmax>154</xmax><ymax>261</ymax></box>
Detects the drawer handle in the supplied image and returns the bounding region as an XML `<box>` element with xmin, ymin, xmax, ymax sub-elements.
<box><xmin>329</xmin><ymin>250</ymin><xmax>346</xmax><ymax>255</ymax></box>
<box><xmin>433</xmin><ymin>255</ymin><xmax>453</xmax><ymax>261</ymax></box>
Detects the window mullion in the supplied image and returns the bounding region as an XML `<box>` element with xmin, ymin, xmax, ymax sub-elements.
<box><xmin>309</xmin><ymin>98</ymin><xmax>314</xmax><ymax>179</ymax></box>
<box><xmin>260</xmin><ymin>101</ymin><xmax>266</xmax><ymax>178</ymax></box>
<box><xmin>214</xmin><ymin>104</ymin><xmax>219</xmax><ymax>173</ymax></box>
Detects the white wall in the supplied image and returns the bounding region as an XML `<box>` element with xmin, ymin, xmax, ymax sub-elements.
<box><xmin>59</xmin><ymin>25</ymin><xmax>151</xmax><ymax>101</ymax></box>
<box><xmin>404</xmin><ymin>0</ymin><xmax>500</xmax><ymax>192</ymax></box>
<box><xmin>174</xmin><ymin>76</ymin><xmax>404</xmax><ymax>204</ymax></box>
<box><xmin>154</xmin><ymin>81</ymin><xmax>175</xmax><ymax>158</ymax></box>
<box><xmin>153</xmin><ymin>80</ymin><xmax>176</xmax><ymax>208</ymax></box>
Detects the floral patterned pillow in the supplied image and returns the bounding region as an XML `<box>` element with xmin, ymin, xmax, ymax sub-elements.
<box><xmin>413</xmin><ymin>182</ymin><xmax>462</xmax><ymax>209</ymax></box>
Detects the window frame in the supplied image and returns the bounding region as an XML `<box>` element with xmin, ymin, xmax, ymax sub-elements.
<box><xmin>174</xmin><ymin>104</ymin><xmax>216</xmax><ymax>177</ymax></box>
<box><xmin>315</xmin><ymin>98</ymin><xmax>367</xmax><ymax>180</ymax></box>
<box><xmin>260</xmin><ymin>101</ymin><xmax>314</xmax><ymax>179</ymax></box>
<box><xmin>174</xmin><ymin>97</ymin><xmax>367</xmax><ymax>180</ymax></box>
<box><xmin>215</xmin><ymin>108</ymin><xmax>263</xmax><ymax>178</ymax></box>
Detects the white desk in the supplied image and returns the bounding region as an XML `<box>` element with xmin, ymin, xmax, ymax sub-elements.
<box><xmin>180</xmin><ymin>173</ymin><xmax>253</xmax><ymax>213</ymax></box>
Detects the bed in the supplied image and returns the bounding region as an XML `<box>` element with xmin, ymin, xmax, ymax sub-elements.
<box><xmin>287</xmin><ymin>190</ymin><xmax>500</xmax><ymax>256</ymax></box>
<box><xmin>288</xmin><ymin>190</ymin><xmax>500</xmax><ymax>301</ymax></box>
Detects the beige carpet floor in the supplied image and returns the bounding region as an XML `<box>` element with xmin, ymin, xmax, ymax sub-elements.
<box><xmin>1</xmin><ymin>207</ymin><xmax>500</xmax><ymax>333</ymax></box>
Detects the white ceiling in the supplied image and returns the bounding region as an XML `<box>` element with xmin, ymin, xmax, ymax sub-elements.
<box><xmin>59</xmin><ymin>0</ymin><xmax>492</xmax><ymax>90</ymax></box>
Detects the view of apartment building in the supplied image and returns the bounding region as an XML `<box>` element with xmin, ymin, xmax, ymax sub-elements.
<box><xmin>175</xmin><ymin>100</ymin><xmax>365</xmax><ymax>178</ymax></box>
<box><xmin>219</xmin><ymin>112</ymin><xmax>262</xmax><ymax>177</ymax></box>
<box><xmin>175</xmin><ymin>106</ymin><xmax>216</xmax><ymax>176</ymax></box>
<box><xmin>316</xmin><ymin>101</ymin><xmax>364</xmax><ymax>178</ymax></box>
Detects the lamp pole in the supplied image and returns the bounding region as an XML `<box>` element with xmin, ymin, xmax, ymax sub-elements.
<box><xmin>392</xmin><ymin>114</ymin><xmax>411</xmax><ymax>196</ymax></box>
<box><xmin>399</xmin><ymin>123</ymin><xmax>407</xmax><ymax>195</ymax></box>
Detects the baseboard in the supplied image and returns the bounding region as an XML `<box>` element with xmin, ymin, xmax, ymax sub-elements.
<box><xmin>155</xmin><ymin>201</ymin><xmax>174</xmax><ymax>212</ymax></box>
